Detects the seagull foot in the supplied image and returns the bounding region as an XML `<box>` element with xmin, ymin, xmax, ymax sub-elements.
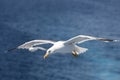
<box><xmin>72</xmin><ymin>50</ymin><xmax>78</xmax><ymax>57</ymax></box>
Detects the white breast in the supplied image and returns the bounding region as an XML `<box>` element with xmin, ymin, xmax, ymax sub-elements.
<box><xmin>53</xmin><ymin>41</ymin><xmax>74</xmax><ymax>53</ymax></box>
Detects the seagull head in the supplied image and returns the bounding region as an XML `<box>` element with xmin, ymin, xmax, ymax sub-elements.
<box><xmin>43</xmin><ymin>41</ymin><xmax>65</xmax><ymax>59</ymax></box>
<box><xmin>43</xmin><ymin>48</ymin><xmax>55</xmax><ymax>59</ymax></box>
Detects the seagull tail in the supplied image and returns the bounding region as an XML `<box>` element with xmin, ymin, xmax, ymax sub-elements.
<box><xmin>75</xmin><ymin>45</ymin><xmax>88</xmax><ymax>55</ymax></box>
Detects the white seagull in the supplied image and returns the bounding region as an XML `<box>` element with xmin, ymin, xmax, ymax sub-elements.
<box><xmin>8</xmin><ymin>35</ymin><xmax>118</xmax><ymax>59</ymax></box>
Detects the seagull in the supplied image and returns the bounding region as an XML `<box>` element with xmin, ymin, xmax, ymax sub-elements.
<box><xmin>8</xmin><ymin>35</ymin><xmax>118</xmax><ymax>59</ymax></box>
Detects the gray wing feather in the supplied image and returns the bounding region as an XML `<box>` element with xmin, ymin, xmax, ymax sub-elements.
<box><xmin>65</xmin><ymin>35</ymin><xmax>96</xmax><ymax>44</ymax></box>
<box><xmin>18</xmin><ymin>40</ymin><xmax>55</xmax><ymax>49</ymax></box>
<box><xmin>6</xmin><ymin>40</ymin><xmax>55</xmax><ymax>52</ymax></box>
<box><xmin>65</xmin><ymin>35</ymin><xmax>116</xmax><ymax>44</ymax></box>
<box><xmin>7</xmin><ymin>40</ymin><xmax>56</xmax><ymax>52</ymax></box>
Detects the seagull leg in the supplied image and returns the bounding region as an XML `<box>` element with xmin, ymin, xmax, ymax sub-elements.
<box><xmin>72</xmin><ymin>50</ymin><xmax>78</xmax><ymax>57</ymax></box>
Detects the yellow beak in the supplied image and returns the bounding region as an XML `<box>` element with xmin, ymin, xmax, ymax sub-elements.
<box><xmin>43</xmin><ymin>53</ymin><xmax>49</xmax><ymax>59</ymax></box>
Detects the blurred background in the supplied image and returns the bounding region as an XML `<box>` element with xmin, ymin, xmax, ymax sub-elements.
<box><xmin>0</xmin><ymin>0</ymin><xmax>120</xmax><ymax>80</ymax></box>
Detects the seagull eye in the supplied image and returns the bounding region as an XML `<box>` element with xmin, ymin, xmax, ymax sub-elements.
<box><xmin>48</xmin><ymin>50</ymin><xmax>51</xmax><ymax>53</ymax></box>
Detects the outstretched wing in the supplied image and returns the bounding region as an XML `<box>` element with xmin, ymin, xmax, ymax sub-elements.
<box><xmin>8</xmin><ymin>40</ymin><xmax>56</xmax><ymax>52</ymax></box>
<box><xmin>65</xmin><ymin>35</ymin><xmax>117</xmax><ymax>44</ymax></box>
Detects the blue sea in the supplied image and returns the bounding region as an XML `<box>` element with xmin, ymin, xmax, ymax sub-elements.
<box><xmin>0</xmin><ymin>0</ymin><xmax>120</xmax><ymax>80</ymax></box>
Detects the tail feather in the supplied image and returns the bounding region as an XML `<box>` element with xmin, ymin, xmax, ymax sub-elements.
<box><xmin>75</xmin><ymin>45</ymin><xmax>88</xmax><ymax>55</ymax></box>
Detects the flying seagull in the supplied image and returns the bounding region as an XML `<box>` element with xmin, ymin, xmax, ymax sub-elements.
<box><xmin>8</xmin><ymin>35</ymin><xmax>118</xmax><ymax>59</ymax></box>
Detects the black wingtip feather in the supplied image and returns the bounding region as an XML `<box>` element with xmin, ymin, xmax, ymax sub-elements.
<box><xmin>7</xmin><ymin>47</ymin><xmax>17</xmax><ymax>52</ymax></box>
<box><xmin>98</xmin><ymin>38</ymin><xmax>114</xmax><ymax>42</ymax></box>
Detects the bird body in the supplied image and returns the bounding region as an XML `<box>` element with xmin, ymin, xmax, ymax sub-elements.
<box><xmin>8</xmin><ymin>35</ymin><xmax>118</xmax><ymax>59</ymax></box>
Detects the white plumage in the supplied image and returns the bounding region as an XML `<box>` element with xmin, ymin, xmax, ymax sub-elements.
<box><xmin>8</xmin><ymin>35</ymin><xmax>118</xmax><ymax>59</ymax></box>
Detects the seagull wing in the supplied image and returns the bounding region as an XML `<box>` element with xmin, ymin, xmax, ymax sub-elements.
<box><xmin>8</xmin><ymin>40</ymin><xmax>56</xmax><ymax>52</ymax></box>
<box><xmin>65</xmin><ymin>35</ymin><xmax>116</xmax><ymax>45</ymax></box>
